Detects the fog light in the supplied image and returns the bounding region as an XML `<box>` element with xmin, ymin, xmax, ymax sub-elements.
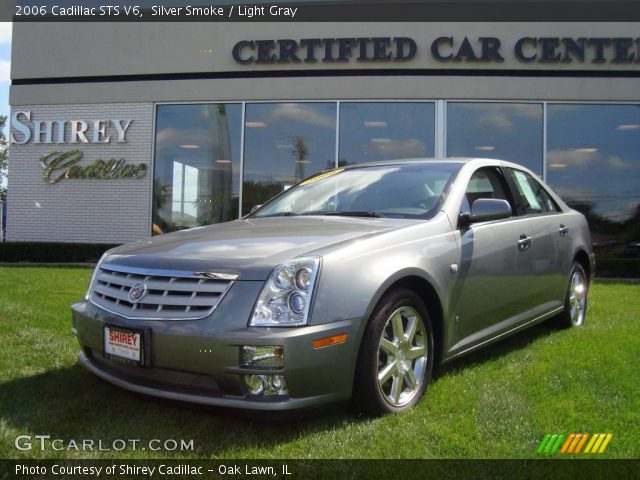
<box><xmin>243</xmin><ymin>374</ymin><xmax>288</xmax><ymax>396</ymax></box>
<box><xmin>244</xmin><ymin>374</ymin><xmax>265</xmax><ymax>395</ymax></box>
<box><xmin>241</xmin><ymin>346</ymin><xmax>284</xmax><ymax>369</ymax></box>
<box><xmin>268</xmin><ymin>375</ymin><xmax>285</xmax><ymax>392</ymax></box>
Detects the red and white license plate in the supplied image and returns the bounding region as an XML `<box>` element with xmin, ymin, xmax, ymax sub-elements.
<box><xmin>104</xmin><ymin>326</ymin><xmax>142</xmax><ymax>364</ymax></box>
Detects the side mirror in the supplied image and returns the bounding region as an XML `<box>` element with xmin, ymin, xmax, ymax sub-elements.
<box><xmin>469</xmin><ymin>198</ymin><xmax>512</xmax><ymax>223</ymax></box>
<box><xmin>249</xmin><ymin>204</ymin><xmax>262</xmax><ymax>214</ymax></box>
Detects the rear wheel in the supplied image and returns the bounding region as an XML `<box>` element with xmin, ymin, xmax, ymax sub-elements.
<box><xmin>352</xmin><ymin>288</ymin><xmax>434</xmax><ymax>415</ymax></box>
<box><xmin>556</xmin><ymin>262</ymin><xmax>588</xmax><ymax>328</ymax></box>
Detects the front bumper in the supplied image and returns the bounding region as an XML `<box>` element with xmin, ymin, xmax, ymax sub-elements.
<box><xmin>72</xmin><ymin>300</ymin><xmax>364</xmax><ymax>411</ymax></box>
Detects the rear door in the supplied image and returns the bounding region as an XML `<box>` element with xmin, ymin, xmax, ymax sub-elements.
<box><xmin>505</xmin><ymin>168</ymin><xmax>567</xmax><ymax>309</ymax></box>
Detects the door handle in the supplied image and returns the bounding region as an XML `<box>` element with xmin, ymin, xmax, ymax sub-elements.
<box><xmin>558</xmin><ymin>225</ymin><xmax>569</xmax><ymax>236</ymax></box>
<box><xmin>518</xmin><ymin>234</ymin><xmax>532</xmax><ymax>251</ymax></box>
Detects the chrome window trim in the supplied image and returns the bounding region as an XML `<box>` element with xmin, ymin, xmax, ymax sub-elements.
<box><xmin>89</xmin><ymin>263</ymin><xmax>237</xmax><ymax>321</ymax></box>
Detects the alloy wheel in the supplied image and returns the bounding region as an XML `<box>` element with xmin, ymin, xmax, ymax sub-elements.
<box><xmin>376</xmin><ymin>306</ymin><xmax>428</xmax><ymax>407</ymax></box>
<box><xmin>569</xmin><ymin>269</ymin><xmax>587</xmax><ymax>326</ymax></box>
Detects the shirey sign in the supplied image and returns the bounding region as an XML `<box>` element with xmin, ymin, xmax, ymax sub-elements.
<box><xmin>10</xmin><ymin>110</ymin><xmax>147</xmax><ymax>184</ymax></box>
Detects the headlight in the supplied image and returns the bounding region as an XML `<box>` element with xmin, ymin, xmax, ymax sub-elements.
<box><xmin>84</xmin><ymin>251</ymin><xmax>110</xmax><ymax>301</ymax></box>
<box><xmin>250</xmin><ymin>257</ymin><xmax>320</xmax><ymax>327</ymax></box>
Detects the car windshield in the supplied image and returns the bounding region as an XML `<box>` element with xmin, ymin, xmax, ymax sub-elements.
<box><xmin>253</xmin><ymin>162</ymin><xmax>462</xmax><ymax>219</ymax></box>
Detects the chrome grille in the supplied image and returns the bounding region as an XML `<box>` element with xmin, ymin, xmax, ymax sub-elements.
<box><xmin>90</xmin><ymin>264</ymin><xmax>235</xmax><ymax>320</ymax></box>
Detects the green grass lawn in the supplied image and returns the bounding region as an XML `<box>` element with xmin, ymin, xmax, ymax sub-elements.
<box><xmin>0</xmin><ymin>267</ymin><xmax>638</xmax><ymax>459</ymax></box>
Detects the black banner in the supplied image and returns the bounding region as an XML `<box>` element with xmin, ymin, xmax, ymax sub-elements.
<box><xmin>1</xmin><ymin>459</ymin><xmax>640</xmax><ymax>480</ymax></box>
<box><xmin>4</xmin><ymin>1</ymin><xmax>640</xmax><ymax>22</ymax></box>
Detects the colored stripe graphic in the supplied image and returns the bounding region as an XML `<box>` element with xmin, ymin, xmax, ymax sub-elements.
<box><xmin>567</xmin><ymin>434</ymin><xmax>583</xmax><ymax>453</ymax></box>
<box><xmin>536</xmin><ymin>434</ymin><xmax>551</xmax><ymax>454</ymax></box>
<box><xmin>537</xmin><ymin>434</ymin><xmax>565</xmax><ymax>454</ymax></box>
<box><xmin>590</xmin><ymin>434</ymin><xmax>605</xmax><ymax>453</ymax></box>
<box><xmin>594</xmin><ymin>434</ymin><xmax>606</xmax><ymax>452</ymax></box>
<box><xmin>574</xmin><ymin>433</ymin><xmax>589</xmax><ymax>453</ymax></box>
<box><xmin>584</xmin><ymin>433</ymin><xmax>614</xmax><ymax>453</ymax></box>
<box><xmin>598</xmin><ymin>434</ymin><xmax>613</xmax><ymax>453</ymax></box>
<box><xmin>567</xmin><ymin>433</ymin><xmax>589</xmax><ymax>453</ymax></box>
<box><xmin>560</xmin><ymin>434</ymin><xmax>575</xmax><ymax>453</ymax></box>
<box><xmin>545</xmin><ymin>434</ymin><xmax>559</xmax><ymax>453</ymax></box>
<box><xmin>584</xmin><ymin>434</ymin><xmax>598</xmax><ymax>453</ymax></box>
<box><xmin>550</xmin><ymin>434</ymin><xmax>565</xmax><ymax>453</ymax></box>
<box><xmin>538</xmin><ymin>433</ymin><xmax>612</xmax><ymax>454</ymax></box>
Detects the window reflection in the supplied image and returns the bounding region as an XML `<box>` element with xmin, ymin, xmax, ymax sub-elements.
<box><xmin>242</xmin><ymin>103</ymin><xmax>336</xmax><ymax>215</ymax></box>
<box><xmin>338</xmin><ymin>102</ymin><xmax>435</xmax><ymax>165</ymax></box>
<box><xmin>255</xmin><ymin>163</ymin><xmax>460</xmax><ymax>219</ymax></box>
<box><xmin>149</xmin><ymin>101</ymin><xmax>640</xmax><ymax>276</ymax></box>
<box><xmin>153</xmin><ymin>104</ymin><xmax>242</xmax><ymax>234</ymax></box>
<box><xmin>447</xmin><ymin>102</ymin><xmax>543</xmax><ymax>174</ymax></box>
<box><xmin>547</xmin><ymin>104</ymin><xmax>640</xmax><ymax>276</ymax></box>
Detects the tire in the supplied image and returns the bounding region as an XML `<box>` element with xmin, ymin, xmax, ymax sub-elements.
<box><xmin>352</xmin><ymin>288</ymin><xmax>434</xmax><ymax>415</ymax></box>
<box><xmin>555</xmin><ymin>261</ymin><xmax>589</xmax><ymax>328</ymax></box>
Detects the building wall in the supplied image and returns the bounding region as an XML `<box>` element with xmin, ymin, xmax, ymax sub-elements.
<box><xmin>10</xmin><ymin>22</ymin><xmax>640</xmax><ymax>79</ymax></box>
<box><xmin>7</xmin><ymin>103</ymin><xmax>153</xmax><ymax>243</ymax></box>
<box><xmin>10</xmin><ymin>22</ymin><xmax>640</xmax><ymax>106</ymax></box>
<box><xmin>6</xmin><ymin>21</ymin><xmax>639</xmax><ymax>248</ymax></box>
<box><xmin>10</xmin><ymin>76</ymin><xmax>640</xmax><ymax>107</ymax></box>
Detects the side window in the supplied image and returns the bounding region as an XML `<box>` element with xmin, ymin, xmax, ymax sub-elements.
<box><xmin>537</xmin><ymin>185</ymin><xmax>559</xmax><ymax>213</ymax></box>
<box><xmin>461</xmin><ymin>167</ymin><xmax>514</xmax><ymax>215</ymax></box>
<box><xmin>508</xmin><ymin>169</ymin><xmax>559</xmax><ymax>215</ymax></box>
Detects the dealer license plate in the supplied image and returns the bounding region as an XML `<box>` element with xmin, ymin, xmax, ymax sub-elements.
<box><xmin>104</xmin><ymin>326</ymin><xmax>143</xmax><ymax>365</ymax></box>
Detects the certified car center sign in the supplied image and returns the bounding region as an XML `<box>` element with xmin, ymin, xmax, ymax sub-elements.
<box><xmin>232</xmin><ymin>36</ymin><xmax>640</xmax><ymax>65</ymax></box>
<box><xmin>10</xmin><ymin>110</ymin><xmax>147</xmax><ymax>184</ymax></box>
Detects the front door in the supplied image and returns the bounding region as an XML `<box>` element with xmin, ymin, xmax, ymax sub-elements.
<box><xmin>449</xmin><ymin>167</ymin><xmax>534</xmax><ymax>352</ymax></box>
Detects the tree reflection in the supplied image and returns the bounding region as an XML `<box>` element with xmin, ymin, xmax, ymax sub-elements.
<box><xmin>152</xmin><ymin>104</ymin><xmax>242</xmax><ymax>234</ymax></box>
<box><xmin>569</xmin><ymin>201</ymin><xmax>640</xmax><ymax>276</ymax></box>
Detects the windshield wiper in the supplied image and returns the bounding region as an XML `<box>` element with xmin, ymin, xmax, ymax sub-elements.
<box><xmin>307</xmin><ymin>211</ymin><xmax>384</xmax><ymax>218</ymax></box>
<box><xmin>259</xmin><ymin>211</ymin><xmax>299</xmax><ymax>217</ymax></box>
<box><xmin>261</xmin><ymin>210</ymin><xmax>384</xmax><ymax>218</ymax></box>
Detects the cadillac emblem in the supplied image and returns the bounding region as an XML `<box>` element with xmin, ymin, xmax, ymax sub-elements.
<box><xmin>128</xmin><ymin>283</ymin><xmax>147</xmax><ymax>304</ymax></box>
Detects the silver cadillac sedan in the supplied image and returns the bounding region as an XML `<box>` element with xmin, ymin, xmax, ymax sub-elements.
<box><xmin>72</xmin><ymin>158</ymin><xmax>595</xmax><ymax>415</ymax></box>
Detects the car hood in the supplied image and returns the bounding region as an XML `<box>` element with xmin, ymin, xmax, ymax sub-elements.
<box><xmin>104</xmin><ymin>216</ymin><xmax>411</xmax><ymax>280</ymax></box>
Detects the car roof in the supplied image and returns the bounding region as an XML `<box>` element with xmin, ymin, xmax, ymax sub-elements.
<box><xmin>340</xmin><ymin>157</ymin><xmax>525</xmax><ymax>170</ymax></box>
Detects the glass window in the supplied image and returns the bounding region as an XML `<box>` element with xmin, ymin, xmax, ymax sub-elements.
<box><xmin>338</xmin><ymin>102</ymin><xmax>435</xmax><ymax>166</ymax></box>
<box><xmin>547</xmin><ymin>104</ymin><xmax>640</xmax><ymax>276</ymax></box>
<box><xmin>254</xmin><ymin>162</ymin><xmax>461</xmax><ymax>220</ymax></box>
<box><xmin>153</xmin><ymin>104</ymin><xmax>242</xmax><ymax>234</ymax></box>
<box><xmin>461</xmin><ymin>167</ymin><xmax>513</xmax><ymax>214</ymax></box>
<box><xmin>507</xmin><ymin>168</ymin><xmax>558</xmax><ymax>215</ymax></box>
<box><xmin>242</xmin><ymin>102</ymin><xmax>337</xmax><ymax>215</ymax></box>
<box><xmin>446</xmin><ymin>102</ymin><xmax>543</xmax><ymax>174</ymax></box>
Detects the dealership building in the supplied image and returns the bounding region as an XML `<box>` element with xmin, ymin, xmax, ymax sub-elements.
<box><xmin>7</xmin><ymin>21</ymin><xmax>640</xmax><ymax>274</ymax></box>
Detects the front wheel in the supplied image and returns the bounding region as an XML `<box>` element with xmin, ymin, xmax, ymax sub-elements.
<box><xmin>352</xmin><ymin>288</ymin><xmax>434</xmax><ymax>415</ymax></box>
<box><xmin>556</xmin><ymin>262</ymin><xmax>589</xmax><ymax>328</ymax></box>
